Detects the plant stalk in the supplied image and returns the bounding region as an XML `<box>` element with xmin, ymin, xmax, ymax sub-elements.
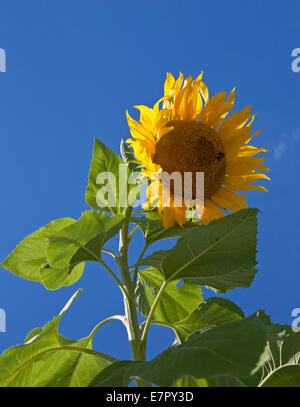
<box><xmin>118</xmin><ymin>207</ymin><xmax>151</xmax><ymax>386</ymax></box>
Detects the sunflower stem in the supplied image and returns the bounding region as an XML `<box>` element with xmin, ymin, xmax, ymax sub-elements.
<box><xmin>118</xmin><ymin>206</ymin><xmax>151</xmax><ymax>387</ymax></box>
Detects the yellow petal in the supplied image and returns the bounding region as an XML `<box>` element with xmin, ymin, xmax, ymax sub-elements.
<box><xmin>211</xmin><ymin>186</ymin><xmax>248</xmax><ymax>213</ymax></box>
<box><xmin>160</xmin><ymin>207</ymin><xmax>176</xmax><ymax>228</ymax></box>
<box><xmin>233</xmin><ymin>145</ymin><xmax>269</xmax><ymax>158</ymax></box>
<box><xmin>226</xmin><ymin>184</ymin><xmax>268</xmax><ymax>192</ymax></box>
<box><xmin>164</xmin><ymin>73</ymin><xmax>175</xmax><ymax>96</ymax></box>
<box><xmin>174</xmin><ymin>72</ymin><xmax>184</xmax><ymax>97</ymax></box>
<box><xmin>159</xmin><ymin>205</ymin><xmax>187</xmax><ymax>228</ymax></box>
<box><xmin>200</xmin><ymin>199</ymin><xmax>226</xmax><ymax>225</ymax></box>
<box><xmin>200</xmin><ymin>89</ymin><xmax>235</xmax><ymax>129</ymax></box>
<box><xmin>224</xmin><ymin>129</ymin><xmax>262</xmax><ymax>156</ymax></box>
<box><xmin>226</xmin><ymin>157</ymin><xmax>269</xmax><ymax>175</ymax></box>
<box><xmin>126</xmin><ymin>111</ymin><xmax>153</xmax><ymax>141</ymax></box>
<box><xmin>187</xmin><ymin>79</ymin><xmax>204</xmax><ymax>119</ymax></box>
<box><xmin>134</xmin><ymin>105</ymin><xmax>155</xmax><ymax>132</ymax></box>
<box><xmin>219</xmin><ymin>105</ymin><xmax>253</xmax><ymax>140</ymax></box>
<box><xmin>225</xmin><ymin>173</ymin><xmax>271</xmax><ymax>187</ymax></box>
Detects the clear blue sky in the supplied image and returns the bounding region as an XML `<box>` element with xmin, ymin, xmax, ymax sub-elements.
<box><xmin>0</xmin><ymin>0</ymin><xmax>300</xmax><ymax>362</ymax></box>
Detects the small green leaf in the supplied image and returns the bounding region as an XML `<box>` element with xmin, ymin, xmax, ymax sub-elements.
<box><xmin>141</xmin><ymin>208</ymin><xmax>258</xmax><ymax>293</ymax></box>
<box><xmin>89</xmin><ymin>315</ymin><xmax>268</xmax><ymax>387</ymax></box>
<box><xmin>86</xmin><ymin>137</ymin><xmax>131</xmax><ymax>213</ymax></box>
<box><xmin>40</xmin><ymin>263</ymin><xmax>85</xmax><ymax>291</ymax></box>
<box><xmin>120</xmin><ymin>138</ymin><xmax>140</xmax><ymax>173</ymax></box>
<box><xmin>25</xmin><ymin>327</ymin><xmax>44</xmax><ymax>343</ymax></box>
<box><xmin>42</xmin><ymin>211</ymin><xmax>123</xmax><ymax>289</ymax></box>
<box><xmin>0</xmin><ymin>218</ymin><xmax>76</xmax><ymax>283</ymax></box>
<box><xmin>135</xmin><ymin>267</ymin><xmax>202</xmax><ymax>324</ymax></box>
<box><xmin>0</xmin><ymin>290</ymin><xmax>110</xmax><ymax>387</ymax></box>
<box><xmin>173</xmin><ymin>297</ymin><xmax>244</xmax><ymax>342</ymax></box>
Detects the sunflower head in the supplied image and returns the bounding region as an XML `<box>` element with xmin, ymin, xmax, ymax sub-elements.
<box><xmin>126</xmin><ymin>72</ymin><xmax>270</xmax><ymax>228</ymax></box>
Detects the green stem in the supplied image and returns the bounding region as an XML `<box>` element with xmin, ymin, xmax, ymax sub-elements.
<box><xmin>102</xmin><ymin>248</ymin><xmax>119</xmax><ymax>262</ymax></box>
<box><xmin>128</xmin><ymin>226</ymin><xmax>140</xmax><ymax>242</ymax></box>
<box><xmin>131</xmin><ymin>209</ymin><xmax>148</xmax><ymax>215</ymax></box>
<box><xmin>141</xmin><ymin>280</ymin><xmax>168</xmax><ymax>351</ymax></box>
<box><xmin>80</xmin><ymin>241</ymin><xmax>127</xmax><ymax>301</ymax></box>
<box><xmin>118</xmin><ymin>207</ymin><xmax>141</xmax><ymax>360</ymax></box>
<box><xmin>133</xmin><ymin>243</ymin><xmax>150</xmax><ymax>289</ymax></box>
<box><xmin>89</xmin><ymin>315</ymin><xmax>126</xmax><ymax>338</ymax></box>
<box><xmin>118</xmin><ymin>206</ymin><xmax>151</xmax><ymax>387</ymax></box>
<box><xmin>98</xmin><ymin>258</ymin><xmax>130</xmax><ymax>302</ymax></box>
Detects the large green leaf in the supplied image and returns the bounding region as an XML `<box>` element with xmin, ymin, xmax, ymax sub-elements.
<box><xmin>41</xmin><ymin>211</ymin><xmax>123</xmax><ymax>289</ymax></box>
<box><xmin>174</xmin><ymin>375</ymin><xmax>246</xmax><ymax>387</ymax></box>
<box><xmin>173</xmin><ymin>376</ymin><xmax>209</xmax><ymax>387</ymax></box>
<box><xmin>0</xmin><ymin>290</ymin><xmax>110</xmax><ymax>387</ymax></box>
<box><xmin>208</xmin><ymin>376</ymin><xmax>247</xmax><ymax>387</ymax></box>
<box><xmin>135</xmin><ymin>267</ymin><xmax>202</xmax><ymax>324</ymax></box>
<box><xmin>141</xmin><ymin>208</ymin><xmax>258</xmax><ymax>293</ymax></box>
<box><xmin>89</xmin><ymin>315</ymin><xmax>268</xmax><ymax>387</ymax></box>
<box><xmin>172</xmin><ymin>299</ymin><xmax>246</xmax><ymax>386</ymax></box>
<box><xmin>254</xmin><ymin>311</ymin><xmax>300</xmax><ymax>387</ymax></box>
<box><xmin>86</xmin><ymin>137</ymin><xmax>131</xmax><ymax>213</ymax></box>
<box><xmin>260</xmin><ymin>365</ymin><xmax>300</xmax><ymax>387</ymax></box>
<box><xmin>0</xmin><ymin>218</ymin><xmax>83</xmax><ymax>287</ymax></box>
<box><xmin>173</xmin><ymin>297</ymin><xmax>244</xmax><ymax>342</ymax></box>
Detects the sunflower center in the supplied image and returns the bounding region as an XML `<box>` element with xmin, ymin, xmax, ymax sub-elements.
<box><xmin>153</xmin><ymin>120</ymin><xmax>226</xmax><ymax>199</ymax></box>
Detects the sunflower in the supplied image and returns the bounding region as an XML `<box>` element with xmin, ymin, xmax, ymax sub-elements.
<box><xmin>126</xmin><ymin>72</ymin><xmax>269</xmax><ymax>228</ymax></box>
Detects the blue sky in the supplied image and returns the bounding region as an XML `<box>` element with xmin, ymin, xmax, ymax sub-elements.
<box><xmin>0</xmin><ymin>0</ymin><xmax>300</xmax><ymax>363</ymax></box>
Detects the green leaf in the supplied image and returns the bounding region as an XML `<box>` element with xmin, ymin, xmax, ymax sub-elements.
<box><xmin>86</xmin><ymin>137</ymin><xmax>131</xmax><ymax>213</ymax></box>
<box><xmin>0</xmin><ymin>218</ymin><xmax>78</xmax><ymax>283</ymax></box>
<box><xmin>254</xmin><ymin>310</ymin><xmax>300</xmax><ymax>387</ymax></box>
<box><xmin>173</xmin><ymin>376</ymin><xmax>209</xmax><ymax>387</ymax></box>
<box><xmin>89</xmin><ymin>361</ymin><xmax>138</xmax><ymax>387</ymax></box>
<box><xmin>208</xmin><ymin>376</ymin><xmax>247</xmax><ymax>387</ymax></box>
<box><xmin>174</xmin><ymin>375</ymin><xmax>246</xmax><ymax>387</ymax></box>
<box><xmin>173</xmin><ymin>297</ymin><xmax>244</xmax><ymax>342</ymax></box>
<box><xmin>0</xmin><ymin>290</ymin><xmax>110</xmax><ymax>387</ymax></box>
<box><xmin>141</xmin><ymin>208</ymin><xmax>258</xmax><ymax>293</ymax></box>
<box><xmin>135</xmin><ymin>267</ymin><xmax>202</xmax><ymax>324</ymax></box>
<box><xmin>41</xmin><ymin>211</ymin><xmax>123</xmax><ymax>289</ymax></box>
<box><xmin>172</xmin><ymin>299</ymin><xmax>247</xmax><ymax>387</ymax></box>
<box><xmin>40</xmin><ymin>264</ymin><xmax>85</xmax><ymax>291</ymax></box>
<box><xmin>261</xmin><ymin>365</ymin><xmax>300</xmax><ymax>387</ymax></box>
<box><xmin>131</xmin><ymin>215</ymin><xmax>197</xmax><ymax>245</ymax></box>
<box><xmin>25</xmin><ymin>327</ymin><xmax>44</xmax><ymax>342</ymax></box>
<box><xmin>120</xmin><ymin>138</ymin><xmax>140</xmax><ymax>173</ymax></box>
<box><xmin>89</xmin><ymin>315</ymin><xmax>268</xmax><ymax>387</ymax></box>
